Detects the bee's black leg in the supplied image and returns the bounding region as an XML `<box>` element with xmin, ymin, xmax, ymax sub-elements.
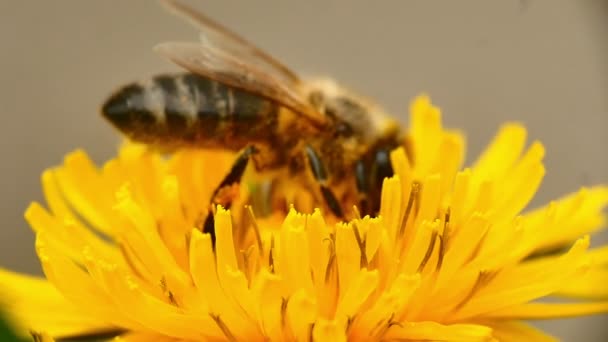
<box><xmin>369</xmin><ymin>148</ymin><xmax>394</xmax><ymax>214</ymax></box>
<box><xmin>304</xmin><ymin>145</ymin><xmax>344</xmax><ymax>219</ymax></box>
<box><xmin>203</xmin><ymin>145</ymin><xmax>258</xmax><ymax>244</ymax></box>
<box><xmin>355</xmin><ymin>160</ymin><xmax>370</xmax><ymax>216</ymax></box>
<box><xmin>373</xmin><ymin>149</ymin><xmax>394</xmax><ymax>187</ymax></box>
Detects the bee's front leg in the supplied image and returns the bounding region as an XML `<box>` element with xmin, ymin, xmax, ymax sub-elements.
<box><xmin>304</xmin><ymin>145</ymin><xmax>344</xmax><ymax>219</ymax></box>
<box><xmin>203</xmin><ymin>145</ymin><xmax>258</xmax><ymax>245</ymax></box>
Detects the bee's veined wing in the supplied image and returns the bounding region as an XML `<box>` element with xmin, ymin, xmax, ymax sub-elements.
<box><xmin>160</xmin><ymin>0</ymin><xmax>299</xmax><ymax>84</ymax></box>
<box><xmin>158</xmin><ymin>0</ymin><xmax>327</xmax><ymax>127</ymax></box>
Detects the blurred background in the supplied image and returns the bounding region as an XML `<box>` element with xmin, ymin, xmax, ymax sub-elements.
<box><xmin>0</xmin><ymin>0</ymin><xmax>606</xmax><ymax>340</ymax></box>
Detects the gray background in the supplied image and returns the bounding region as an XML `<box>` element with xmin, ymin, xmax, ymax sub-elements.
<box><xmin>1</xmin><ymin>0</ymin><xmax>606</xmax><ymax>340</ymax></box>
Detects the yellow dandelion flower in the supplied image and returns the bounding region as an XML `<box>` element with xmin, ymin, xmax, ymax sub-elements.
<box><xmin>2</xmin><ymin>95</ymin><xmax>608</xmax><ymax>341</ymax></box>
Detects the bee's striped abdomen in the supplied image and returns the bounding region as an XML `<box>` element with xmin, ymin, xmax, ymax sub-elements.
<box><xmin>102</xmin><ymin>73</ymin><xmax>280</xmax><ymax>150</ymax></box>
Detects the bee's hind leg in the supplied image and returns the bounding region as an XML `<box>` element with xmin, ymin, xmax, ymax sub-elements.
<box><xmin>304</xmin><ymin>145</ymin><xmax>344</xmax><ymax>219</ymax></box>
<box><xmin>203</xmin><ymin>145</ymin><xmax>258</xmax><ymax>245</ymax></box>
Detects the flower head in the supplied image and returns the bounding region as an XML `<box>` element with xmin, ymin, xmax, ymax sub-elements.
<box><xmin>2</xmin><ymin>95</ymin><xmax>608</xmax><ymax>341</ymax></box>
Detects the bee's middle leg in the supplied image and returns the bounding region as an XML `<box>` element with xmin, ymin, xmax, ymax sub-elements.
<box><xmin>304</xmin><ymin>145</ymin><xmax>344</xmax><ymax>219</ymax></box>
<box><xmin>363</xmin><ymin>148</ymin><xmax>395</xmax><ymax>216</ymax></box>
<box><xmin>354</xmin><ymin>159</ymin><xmax>371</xmax><ymax>216</ymax></box>
<box><xmin>203</xmin><ymin>145</ymin><xmax>258</xmax><ymax>244</ymax></box>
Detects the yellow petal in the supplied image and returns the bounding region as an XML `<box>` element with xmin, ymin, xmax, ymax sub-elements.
<box><xmin>281</xmin><ymin>218</ymin><xmax>314</xmax><ymax>295</ymax></box>
<box><xmin>335</xmin><ymin>224</ymin><xmax>362</xmax><ymax>297</ymax></box>
<box><xmin>355</xmin><ymin>273</ymin><xmax>420</xmax><ymax>336</ymax></box>
<box><xmin>334</xmin><ymin>269</ymin><xmax>378</xmax><ymax>323</ymax></box>
<box><xmin>384</xmin><ymin>321</ymin><xmax>493</xmax><ymax>342</ymax></box>
<box><xmin>409</xmin><ymin>94</ymin><xmax>443</xmax><ymax>176</ymax></box>
<box><xmin>389</xmin><ymin>147</ymin><xmax>413</xmax><ymax>192</ymax></box>
<box><xmin>0</xmin><ymin>268</ymin><xmax>112</xmax><ymax>338</ymax></box>
<box><xmin>588</xmin><ymin>245</ymin><xmax>608</xmax><ymax>265</ymax></box>
<box><xmin>54</xmin><ymin>150</ymin><xmax>115</xmax><ymax>235</ymax></box>
<box><xmin>523</xmin><ymin>186</ymin><xmax>608</xmax><ymax>250</ymax></box>
<box><xmin>254</xmin><ymin>269</ymin><xmax>285</xmax><ymax>340</ymax></box>
<box><xmin>556</xmin><ymin>267</ymin><xmax>608</xmax><ymax>299</ymax></box>
<box><xmin>433</xmin><ymin>131</ymin><xmax>466</xmax><ymax>192</ymax></box>
<box><xmin>455</xmin><ymin>236</ymin><xmax>591</xmax><ymax>320</ymax></box>
<box><xmin>286</xmin><ymin>289</ymin><xmax>317</xmax><ymax>341</ymax></box>
<box><xmin>488</xmin><ymin>321</ymin><xmax>557</xmax><ymax>342</ymax></box>
<box><xmin>113</xmin><ymin>331</ymin><xmax>176</xmax><ymax>342</ymax></box>
<box><xmin>487</xmin><ymin>301</ymin><xmax>608</xmax><ymax>320</ymax></box>
<box><xmin>472</xmin><ymin>123</ymin><xmax>528</xmax><ymax>182</ymax></box>
<box><xmin>311</xmin><ymin>319</ymin><xmax>346</xmax><ymax>342</ymax></box>
<box><xmin>379</xmin><ymin>176</ymin><xmax>403</xmax><ymax>239</ymax></box>
<box><xmin>189</xmin><ymin>229</ymin><xmax>254</xmax><ymax>335</ymax></box>
<box><xmin>36</xmin><ymin>234</ymin><xmax>128</xmax><ymax>328</ymax></box>
<box><xmin>416</xmin><ymin>174</ymin><xmax>441</xmax><ymax>224</ymax></box>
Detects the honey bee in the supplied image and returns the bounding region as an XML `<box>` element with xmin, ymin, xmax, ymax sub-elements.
<box><xmin>102</xmin><ymin>0</ymin><xmax>405</xmax><ymax>240</ymax></box>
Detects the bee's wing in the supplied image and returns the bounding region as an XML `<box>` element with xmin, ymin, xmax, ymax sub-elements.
<box><xmin>160</xmin><ymin>0</ymin><xmax>298</xmax><ymax>84</ymax></box>
<box><xmin>158</xmin><ymin>0</ymin><xmax>327</xmax><ymax>127</ymax></box>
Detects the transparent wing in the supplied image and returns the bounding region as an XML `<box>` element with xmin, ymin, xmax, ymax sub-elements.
<box><xmin>160</xmin><ymin>0</ymin><xmax>299</xmax><ymax>84</ymax></box>
<box><xmin>158</xmin><ymin>0</ymin><xmax>326</xmax><ymax>127</ymax></box>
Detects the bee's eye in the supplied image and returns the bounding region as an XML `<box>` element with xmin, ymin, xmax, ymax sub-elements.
<box><xmin>335</xmin><ymin>122</ymin><xmax>354</xmax><ymax>137</ymax></box>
